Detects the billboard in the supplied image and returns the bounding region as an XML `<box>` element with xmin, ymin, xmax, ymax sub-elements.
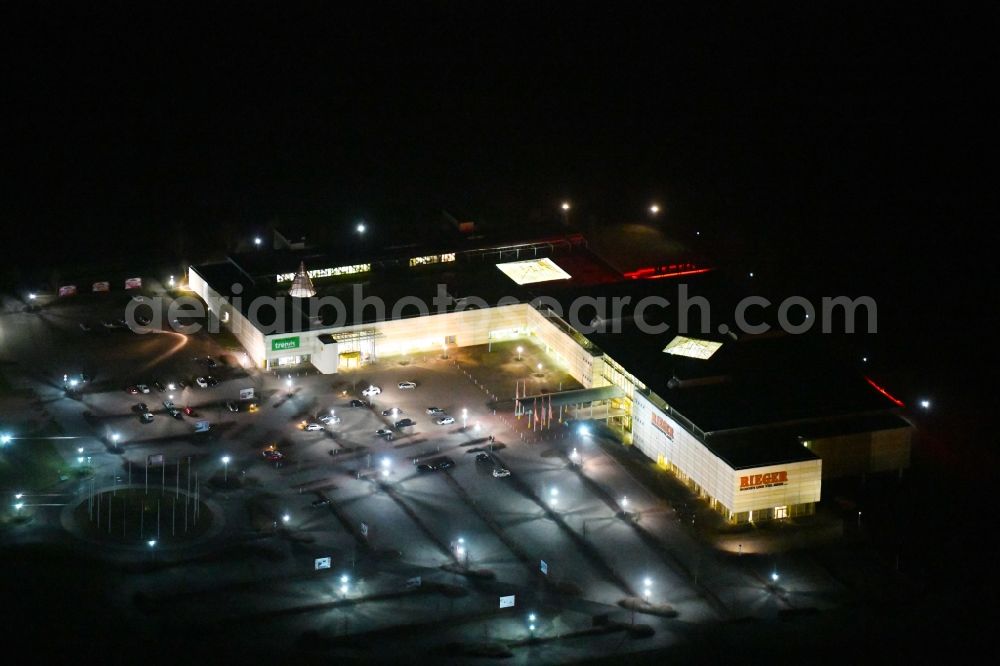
<box><xmin>124</xmin><ymin>277</ymin><xmax>142</xmax><ymax>290</ymax></box>
<box><xmin>58</xmin><ymin>285</ymin><xmax>77</xmax><ymax>297</ymax></box>
<box><xmin>314</xmin><ymin>557</ymin><xmax>331</xmax><ymax>570</ymax></box>
<box><xmin>239</xmin><ymin>388</ymin><xmax>255</xmax><ymax>400</ymax></box>
<box><xmin>147</xmin><ymin>454</ymin><xmax>165</xmax><ymax>466</ymax></box>
<box><xmin>271</xmin><ymin>336</ymin><xmax>300</xmax><ymax>352</ymax></box>
<box><xmin>92</xmin><ymin>281</ymin><xmax>110</xmax><ymax>292</ymax></box>
<box><xmin>499</xmin><ymin>595</ymin><xmax>515</xmax><ymax>608</ymax></box>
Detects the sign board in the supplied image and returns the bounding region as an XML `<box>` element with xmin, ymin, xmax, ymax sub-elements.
<box><xmin>58</xmin><ymin>285</ymin><xmax>77</xmax><ymax>297</ymax></box>
<box><xmin>239</xmin><ymin>388</ymin><xmax>255</xmax><ymax>400</ymax></box>
<box><xmin>314</xmin><ymin>557</ymin><xmax>331</xmax><ymax>570</ymax></box>
<box><xmin>739</xmin><ymin>470</ymin><xmax>789</xmax><ymax>491</ymax></box>
<box><xmin>540</xmin><ymin>560</ymin><xmax>548</xmax><ymax>576</ymax></box>
<box><xmin>92</xmin><ymin>281</ymin><xmax>110</xmax><ymax>292</ymax></box>
<box><xmin>406</xmin><ymin>576</ymin><xmax>422</xmax><ymax>589</ymax></box>
<box><xmin>124</xmin><ymin>277</ymin><xmax>142</xmax><ymax>290</ymax></box>
<box><xmin>147</xmin><ymin>454</ymin><xmax>165</xmax><ymax>466</ymax></box>
<box><xmin>360</xmin><ymin>521</ymin><xmax>369</xmax><ymax>538</ymax></box>
<box><xmin>499</xmin><ymin>595</ymin><xmax>516</xmax><ymax>609</ymax></box>
<box><xmin>651</xmin><ymin>413</ymin><xmax>675</xmax><ymax>440</ymax></box>
<box><xmin>271</xmin><ymin>336</ymin><xmax>300</xmax><ymax>352</ymax></box>
<box><xmin>194</xmin><ymin>420</ymin><xmax>211</xmax><ymax>433</ymax></box>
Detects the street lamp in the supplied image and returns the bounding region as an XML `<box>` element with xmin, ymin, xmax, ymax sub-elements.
<box><xmin>548</xmin><ymin>487</ymin><xmax>559</xmax><ymax>506</ymax></box>
<box><xmin>649</xmin><ymin>204</ymin><xmax>660</xmax><ymax>215</ymax></box>
<box><xmin>643</xmin><ymin>577</ymin><xmax>652</xmax><ymax>600</ymax></box>
<box><xmin>356</xmin><ymin>222</ymin><xmax>366</xmax><ymax>234</ymax></box>
<box><xmin>561</xmin><ymin>202</ymin><xmax>570</xmax><ymax>211</ymax></box>
<box><xmin>340</xmin><ymin>573</ymin><xmax>350</xmax><ymax>595</ymax></box>
<box><xmin>110</xmin><ymin>432</ymin><xmax>120</xmax><ymax>447</ymax></box>
<box><xmin>221</xmin><ymin>455</ymin><xmax>231</xmax><ymax>482</ymax></box>
<box><xmin>771</xmin><ymin>571</ymin><xmax>779</xmax><ymax>583</ymax></box>
<box><xmin>253</xmin><ymin>236</ymin><xmax>262</xmax><ymax>247</ymax></box>
<box><xmin>516</xmin><ymin>346</ymin><xmax>523</xmax><ymax>361</ymax></box>
<box><xmin>147</xmin><ymin>539</ymin><xmax>157</xmax><ymax>548</ymax></box>
<box><xmin>528</xmin><ymin>612</ymin><xmax>537</xmax><ymax>636</ymax></box>
<box><xmin>282</xmin><ymin>513</ymin><xmax>291</xmax><ymax>526</ymax></box>
<box><xmin>381</xmin><ymin>457</ymin><xmax>391</xmax><ymax>478</ymax></box>
<box><xmin>28</xmin><ymin>293</ymin><xmax>36</xmax><ymax>301</ymax></box>
<box><xmin>462</xmin><ymin>408</ymin><xmax>468</xmax><ymax>428</ymax></box>
<box><xmin>920</xmin><ymin>399</ymin><xmax>931</xmax><ymax>410</ymax></box>
<box><xmin>570</xmin><ymin>448</ymin><xmax>581</xmax><ymax>465</ymax></box>
<box><xmin>0</xmin><ymin>434</ymin><xmax>11</xmax><ymax>446</ymax></box>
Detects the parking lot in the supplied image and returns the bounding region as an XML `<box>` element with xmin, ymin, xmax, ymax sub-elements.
<box><xmin>0</xmin><ymin>293</ymin><xmax>857</xmax><ymax>662</ymax></box>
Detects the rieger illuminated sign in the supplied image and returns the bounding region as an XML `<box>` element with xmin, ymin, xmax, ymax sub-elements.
<box><xmin>651</xmin><ymin>413</ymin><xmax>674</xmax><ymax>439</ymax></box>
<box><xmin>739</xmin><ymin>471</ymin><xmax>788</xmax><ymax>491</ymax></box>
<box><xmin>271</xmin><ymin>336</ymin><xmax>300</xmax><ymax>352</ymax></box>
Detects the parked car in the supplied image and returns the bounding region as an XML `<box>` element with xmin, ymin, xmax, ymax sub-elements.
<box><xmin>361</xmin><ymin>385</ymin><xmax>382</xmax><ymax>397</ymax></box>
<box><xmin>205</xmin><ymin>356</ymin><xmax>218</xmax><ymax>368</ymax></box>
<box><xmin>349</xmin><ymin>399</ymin><xmax>367</xmax><ymax>408</ymax></box>
<box><xmin>167</xmin><ymin>408</ymin><xmax>182</xmax><ymax>419</ymax></box>
<box><xmin>319</xmin><ymin>414</ymin><xmax>341</xmax><ymax>424</ymax></box>
<box><xmin>394</xmin><ymin>418</ymin><xmax>416</xmax><ymax>429</ymax></box>
<box><xmin>139</xmin><ymin>412</ymin><xmax>154</xmax><ymax>423</ymax></box>
<box><xmin>226</xmin><ymin>400</ymin><xmax>239</xmax><ymax>412</ymax></box>
<box><xmin>182</xmin><ymin>406</ymin><xmax>195</xmax><ymax>416</ymax></box>
<box><xmin>381</xmin><ymin>407</ymin><xmax>401</xmax><ymax>417</ymax></box>
<box><xmin>475</xmin><ymin>452</ymin><xmax>493</xmax><ymax>465</ymax></box>
<box><xmin>426</xmin><ymin>406</ymin><xmax>445</xmax><ymax>415</ymax></box>
<box><xmin>135</xmin><ymin>402</ymin><xmax>149</xmax><ymax>413</ymax></box>
<box><xmin>415</xmin><ymin>456</ymin><xmax>454</xmax><ymax>472</ymax></box>
<box><xmin>126</xmin><ymin>385</ymin><xmax>141</xmax><ymax>394</ymax></box>
<box><xmin>263</xmin><ymin>448</ymin><xmax>283</xmax><ymax>461</ymax></box>
<box><xmin>375</xmin><ymin>428</ymin><xmax>394</xmax><ymax>439</ymax></box>
<box><xmin>311</xmin><ymin>497</ymin><xmax>331</xmax><ymax>507</ymax></box>
<box><xmin>136</xmin><ymin>384</ymin><xmax>150</xmax><ymax>394</ymax></box>
<box><xmin>435</xmin><ymin>416</ymin><xmax>455</xmax><ymax>426</ymax></box>
<box><xmin>195</xmin><ymin>377</ymin><xmax>209</xmax><ymax>388</ymax></box>
<box><xmin>304</xmin><ymin>423</ymin><xmax>325</xmax><ymax>432</ymax></box>
<box><xmin>492</xmin><ymin>466</ymin><xmax>511</xmax><ymax>478</ymax></box>
<box><xmin>177</xmin><ymin>379</ymin><xmax>189</xmax><ymax>389</ymax></box>
<box><xmin>79</xmin><ymin>322</ymin><xmax>92</xmax><ymax>332</ymax></box>
<box><xmin>206</xmin><ymin>376</ymin><xmax>219</xmax><ymax>387</ymax></box>
<box><xmin>101</xmin><ymin>320</ymin><xmax>116</xmax><ymax>329</ymax></box>
<box><xmin>163</xmin><ymin>400</ymin><xmax>176</xmax><ymax>410</ymax></box>
<box><xmin>152</xmin><ymin>381</ymin><xmax>165</xmax><ymax>392</ymax></box>
<box><xmin>398</xmin><ymin>381</ymin><xmax>417</xmax><ymax>389</ymax></box>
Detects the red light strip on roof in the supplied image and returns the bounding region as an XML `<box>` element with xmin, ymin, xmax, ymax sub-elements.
<box><xmin>864</xmin><ymin>376</ymin><xmax>905</xmax><ymax>407</ymax></box>
<box><xmin>623</xmin><ymin>264</ymin><xmax>712</xmax><ymax>280</ymax></box>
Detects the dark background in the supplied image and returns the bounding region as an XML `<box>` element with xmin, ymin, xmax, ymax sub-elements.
<box><xmin>1</xmin><ymin>2</ymin><xmax>995</xmax><ymax>656</ymax></box>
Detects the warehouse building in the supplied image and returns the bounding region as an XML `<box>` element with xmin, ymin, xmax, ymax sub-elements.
<box><xmin>188</xmin><ymin>232</ymin><xmax>911</xmax><ymax>523</ymax></box>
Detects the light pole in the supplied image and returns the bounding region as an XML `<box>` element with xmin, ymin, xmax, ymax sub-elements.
<box><xmin>454</xmin><ymin>537</ymin><xmax>467</xmax><ymax>567</ymax></box>
<box><xmin>548</xmin><ymin>487</ymin><xmax>559</xmax><ymax>507</ymax></box>
<box><xmin>356</xmin><ymin>222</ymin><xmax>366</xmax><ymax>235</ymax></box>
<box><xmin>462</xmin><ymin>408</ymin><xmax>468</xmax><ymax>429</ymax></box>
<box><xmin>254</xmin><ymin>236</ymin><xmax>262</xmax><ymax>247</ymax></box>
<box><xmin>528</xmin><ymin>613</ymin><xmax>537</xmax><ymax>637</ymax></box>
<box><xmin>167</xmin><ymin>275</ymin><xmax>175</xmax><ymax>288</ymax></box>
<box><xmin>570</xmin><ymin>447</ymin><xmax>581</xmax><ymax>466</ymax></box>
<box><xmin>560</xmin><ymin>201</ymin><xmax>570</xmax><ymax>226</ymax></box>
<box><xmin>642</xmin><ymin>577</ymin><xmax>652</xmax><ymax>603</ymax></box>
<box><xmin>286</xmin><ymin>377</ymin><xmax>293</xmax><ymax>396</ymax></box>
<box><xmin>516</xmin><ymin>345</ymin><xmax>523</xmax><ymax>361</ymax></box>
<box><xmin>111</xmin><ymin>432</ymin><xmax>120</xmax><ymax>449</ymax></box>
<box><xmin>381</xmin><ymin>457</ymin><xmax>391</xmax><ymax>479</ymax></box>
<box><xmin>222</xmin><ymin>455</ymin><xmax>231</xmax><ymax>483</ymax></box>
<box><xmin>649</xmin><ymin>203</ymin><xmax>660</xmax><ymax>216</ymax></box>
<box><xmin>339</xmin><ymin>573</ymin><xmax>350</xmax><ymax>596</ymax></box>
<box><xmin>0</xmin><ymin>433</ymin><xmax>11</xmax><ymax>446</ymax></box>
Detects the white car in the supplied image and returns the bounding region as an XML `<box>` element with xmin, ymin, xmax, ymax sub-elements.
<box><xmin>398</xmin><ymin>381</ymin><xmax>417</xmax><ymax>389</ymax></box>
<box><xmin>195</xmin><ymin>377</ymin><xmax>208</xmax><ymax>388</ymax></box>
<box><xmin>426</xmin><ymin>406</ymin><xmax>444</xmax><ymax>415</ymax></box>
<box><xmin>362</xmin><ymin>385</ymin><xmax>382</xmax><ymax>397</ymax></box>
<box><xmin>304</xmin><ymin>423</ymin><xmax>325</xmax><ymax>432</ymax></box>
<box><xmin>492</xmin><ymin>467</ymin><xmax>511</xmax><ymax>478</ymax></box>
<box><xmin>319</xmin><ymin>414</ymin><xmax>341</xmax><ymax>424</ymax></box>
<box><xmin>136</xmin><ymin>384</ymin><xmax>151</xmax><ymax>394</ymax></box>
<box><xmin>435</xmin><ymin>416</ymin><xmax>455</xmax><ymax>426</ymax></box>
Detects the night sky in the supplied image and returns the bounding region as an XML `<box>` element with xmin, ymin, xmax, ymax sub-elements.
<box><xmin>3</xmin><ymin>2</ymin><xmax>993</xmax><ymax>398</ymax></box>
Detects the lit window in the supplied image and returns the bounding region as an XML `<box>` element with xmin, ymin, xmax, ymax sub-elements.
<box><xmin>496</xmin><ymin>258</ymin><xmax>571</xmax><ymax>285</ymax></box>
<box><xmin>662</xmin><ymin>336</ymin><xmax>722</xmax><ymax>359</ymax></box>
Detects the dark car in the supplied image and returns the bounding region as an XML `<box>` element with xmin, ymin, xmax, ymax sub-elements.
<box><xmin>394</xmin><ymin>418</ymin><xmax>416</xmax><ymax>429</ymax></box>
<box><xmin>205</xmin><ymin>356</ymin><xmax>218</xmax><ymax>369</ymax></box>
<box><xmin>381</xmin><ymin>407</ymin><xmax>401</xmax><ymax>417</ymax></box>
<box><xmin>226</xmin><ymin>400</ymin><xmax>239</xmax><ymax>412</ymax></box>
<box><xmin>206</xmin><ymin>376</ymin><xmax>219</xmax><ymax>387</ymax></box>
<box><xmin>152</xmin><ymin>381</ymin><xmax>165</xmax><ymax>392</ymax></box>
<box><xmin>311</xmin><ymin>497</ymin><xmax>331</xmax><ymax>507</ymax></box>
<box><xmin>134</xmin><ymin>402</ymin><xmax>149</xmax><ymax>413</ymax></box>
<box><xmin>167</xmin><ymin>408</ymin><xmax>182</xmax><ymax>419</ymax></box>
<box><xmin>177</xmin><ymin>379</ymin><xmax>189</xmax><ymax>389</ymax></box>
<box><xmin>416</xmin><ymin>456</ymin><xmax>454</xmax><ymax>472</ymax></box>
<box><xmin>475</xmin><ymin>452</ymin><xmax>493</xmax><ymax>465</ymax></box>
<box><xmin>349</xmin><ymin>399</ymin><xmax>367</xmax><ymax>408</ymax></box>
<box><xmin>139</xmin><ymin>411</ymin><xmax>154</xmax><ymax>423</ymax></box>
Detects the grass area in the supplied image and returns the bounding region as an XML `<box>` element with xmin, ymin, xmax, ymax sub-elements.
<box><xmin>0</xmin><ymin>437</ymin><xmax>66</xmax><ymax>492</ymax></box>
<box><xmin>72</xmin><ymin>487</ymin><xmax>213</xmax><ymax>545</ymax></box>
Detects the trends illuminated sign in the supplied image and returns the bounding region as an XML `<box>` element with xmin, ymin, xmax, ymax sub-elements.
<box><xmin>739</xmin><ymin>471</ymin><xmax>788</xmax><ymax>491</ymax></box>
<box><xmin>271</xmin><ymin>336</ymin><xmax>300</xmax><ymax>352</ymax></box>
